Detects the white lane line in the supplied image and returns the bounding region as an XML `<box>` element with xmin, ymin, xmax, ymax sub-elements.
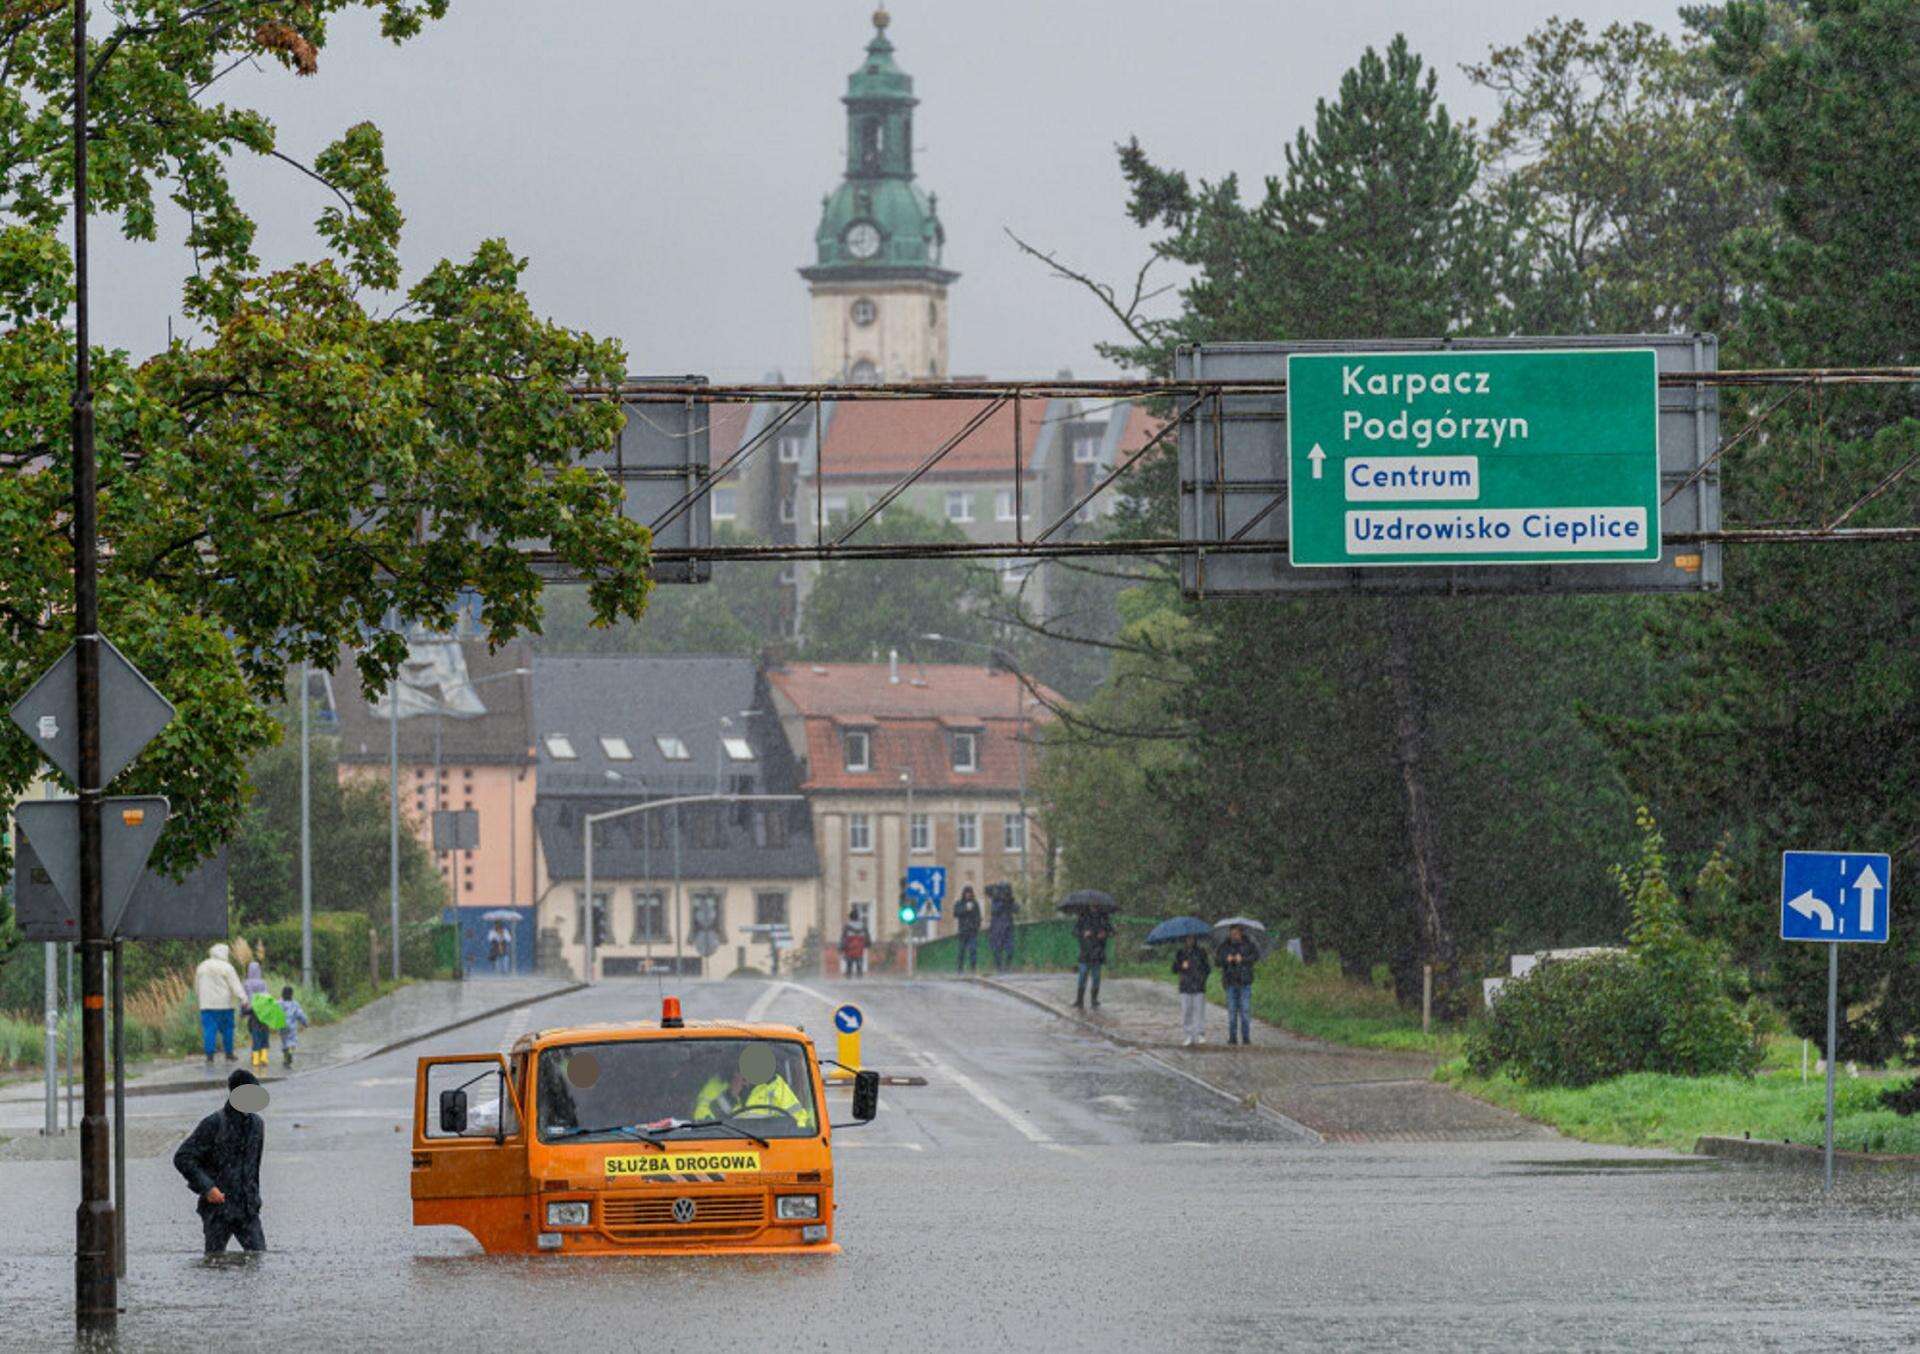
<box><xmin>751</xmin><ymin>979</ymin><xmax>840</xmax><ymax>1016</ymax></box>
<box><xmin>913</xmin><ymin>1049</ymin><xmax>1052</xmax><ymax>1146</ymax></box>
<box><xmin>497</xmin><ymin>1004</ymin><xmax>533</xmax><ymax>1057</ymax></box>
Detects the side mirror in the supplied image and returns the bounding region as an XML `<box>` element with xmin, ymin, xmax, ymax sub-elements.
<box><xmin>438</xmin><ymin>1088</ymin><xmax>468</xmax><ymax>1134</ymax></box>
<box><xmin>851</xmin><ymin>1069</ymin><xmax>880</xmax><ymax>1122</ymax></box>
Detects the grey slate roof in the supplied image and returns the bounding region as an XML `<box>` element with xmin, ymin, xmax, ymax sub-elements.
<box><xmin>532</xmin><ymin>655</ymin><xmax>817</xmax><ymax>883</ymax></box>
<box><xmin>333</xmin><ymin>639</ymin><xmax>535</xmax><ymax>766</ymax></box>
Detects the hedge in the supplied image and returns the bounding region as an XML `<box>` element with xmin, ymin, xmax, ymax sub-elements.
<box><xmin>253</xmin><ymin>911</ymin><xmax>375</xmax><ymax>1005</ymax></box>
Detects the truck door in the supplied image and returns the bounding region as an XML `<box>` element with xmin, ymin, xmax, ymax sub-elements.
<box><xmin>411</xmin><ymin>1053</ymin><xmax>534</xmax><ymax>1253</ymax></box>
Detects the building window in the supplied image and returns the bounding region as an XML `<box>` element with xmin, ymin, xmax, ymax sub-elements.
<box><xmin>778</xmin><ymin>433</ymin><xmax>806</xmax><ymax>464</ymax></box>
<box><xmin>632</xmin><ymin>891</ymin><xmax>665</xmax><ymax>942</ymax></box>
<box><xmin>545</xmin><ymin>735</ymin><xmax>576</xmax><ymax>760</ymax></box>
<box><xmin>711</xmin><ymin>488</ymin><xmax>737</xmax><ymax>521</ymax></box>
<box><xmin>655</xmin><ymin>735</ymin><xmax>690</xmax><ymax>761</ymax></box>
<box><xmin>910</xmin><ymin>813</ymin><xmax>931</xmax><ymax>853</ymax></box>
<box><xmin>1073</xmin><ymin>430</ymin><xmax>1103</xmax><ymax>464</ymax></box>
<box><xmin>995</xmin><ymin>490</ymin><xmax>1016</xmax><ymax>521</ymax></box>
<box><xmin>753</xmin><ymin>808</ymin><xmax>792</xmax><ymax>850</ymax></box>
<box><xmin>690</xmin><ymin>890</ymin><xmax>726</xmax><ymax>940</ymax></box>
<box><xmin>722</xmin><ymin>736</ymin><xmax>755</xmax><ymax>763</ymax></box>
<box><xmin>848</xmin><ymin>813</ymin><xmax>873</xmax><ymax>853</ymax></box>
<box><xmin>1004</xmin><ymin>814</ymin><xmax>1026</xmax><ymax>853</ymax></box>
<box><xmin>755</xmin><ymin>892</ymin><xmax>789</xmax><ymax>927</ymax></box>
<box><xmin>945</xmin><ymin>491</ymin><xmax>973</xmax><ymax>523</ymax></box>
<box><xmin>779</xmin><ymin>497</ymin><xmax>797</xmax><ymax>524</ymax></box>
<box><xmin>691</xmin><ymin>806</ymin><xmax>725</xmax><ymax>850</ymax></box>
<box><xmin>575</xmin><ymin>890</ymin><xmax>610</xmax><ymax>943</ymax></box>
<box><xmin>928</xmin><ymin>300</ymin><xmax>938</xmax><ymax>327</ymax></box>
<box><xmin>824</xmin><ymin>493</ymin><xmax>849</xmax><ymax>521</ymax></box>
<box><xmin>850</xmin><ymin>360</ymin><xmax>880</xmax><ymax>385</ymax></box>
<box><xmin>951</xmin><ymin>730</ymin><xmax>978</xmax><ymax>773</ymax></box>
<box><xmin>851</xmin><ymin>297</ymin><xmax>877</xmax><ymax>327</ymax></box>
<box><xmin>600</xmin><ymin>736</ymin><xmax>632</xmax><ymax>761</ymax></box>
<box><xmin>843</xmin><ymin>728</ymin><xmax>870</xmax><ymax>772</ymax></box>
<box><xmin>956</xmin><ymin>813</ymin><xmax>980</xmax><ymax>853</ymax></box>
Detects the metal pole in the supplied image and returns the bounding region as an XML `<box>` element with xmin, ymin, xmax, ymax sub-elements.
<box><xmin>65</xmin><ymin>943</ymin><xmax>74</xmax><ymax>1128</ymax></box>
<box><xmin>389</xmin><ymin>668</ymin><xmax>400</xmax><ymax>985</ymax></box>
<box><xmin>673</xmin><ymin>806</ymin><xmax>683</xmax><ymax>973</ymax></box>
<box><xmin>583</xmin><ymin>812</ymin><xmax>595</xmax><ymax>985</ymax></box>
<box><xmin>1824</xmin><ymin>940</ymin><xmax>1838</xmax><ymax>1195</ymax></box>
<box><xmin>300</xmin><ymin>660</ymin><xmax>313</xmax><ymax>990</ymax></box>
<box><xmin>43</xmin><ymin>943</ymin><xmax>57</xmax><ymax>1136</ymax></box>
<box><xmin>1017</xmin><ymin>690</ymin><xmax>1030</xmax><ymax>906</ymax></box>
<box><xmin>111</xmin><ymin>939</ymin><xmax>124</xmax><ymax>1278</ymax></box>
<box><xmin>69</xmin><ymin>0</ymin><xmax>118</xmax><ymax>1325</ymax></box>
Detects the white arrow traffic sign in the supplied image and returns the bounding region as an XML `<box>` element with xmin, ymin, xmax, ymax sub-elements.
<box><xmin>1856</xmin><ymin>864</ymin><xmax>1884</xmax><ymax>936</ymax></box>
<box><xmin>1307</xmin><ymin>443</ymin><xmax>1326</xmax><ymax>480</ymax></box>
<box><xmin>1787</xmin><ymin>889</ymin><xmax>1835</xmax><ymax>932</ymax></box>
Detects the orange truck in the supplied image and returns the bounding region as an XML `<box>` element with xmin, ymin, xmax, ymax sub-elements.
<box><xmin>410</xmin><ymin>997</ymin><xmax>879</xmax><ymax>1255</ymax></box>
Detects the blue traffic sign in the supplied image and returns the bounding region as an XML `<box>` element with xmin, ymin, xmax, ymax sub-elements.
<box><xmin>906</xmin><ymin>865</ymin><xmax>947</xmax><ymax>918</ymax></box>
<box><xmin>1781</xmin><ymin>851</ymin><xmax>1891</xmax><ymax>944</ymax></box>
<box><xmin>833</xmin><ymin>1003</ymin><xmax>863</xmax><ymax>1034</ymax></box>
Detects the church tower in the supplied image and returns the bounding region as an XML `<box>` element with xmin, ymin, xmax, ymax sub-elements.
<box><xmin>802</xmin><ymin>8</ymin><xmax>957</xmax><ymax>383</ymax></box>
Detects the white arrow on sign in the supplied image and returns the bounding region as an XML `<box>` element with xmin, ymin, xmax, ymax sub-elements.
<box><xmin>1788</xmin><ymin>889</ymin><xmax>1836</xmax><ymax>932</ymax></box>
<box><xmin>1855</xmin><ymin>865</ymin><xmax>1884</xmax><ymax>934</ymax></box>
<box><xmin>1308</xmin><ymin>443</ymin><xmax>1327</xmax><ymax>480</ymax></box>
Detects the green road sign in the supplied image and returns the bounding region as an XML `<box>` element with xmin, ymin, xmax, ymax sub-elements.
<box><xmin>1287</xmin><ymin>348</ymin><xmax>1661</xmax><ymax>567</ymax></box>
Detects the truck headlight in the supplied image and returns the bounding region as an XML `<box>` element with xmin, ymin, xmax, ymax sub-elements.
<box><xmin>545</xmin><ymin>1201</ymin><xmax>591</xmax><ymax>1228</ymax></box>
<box><xmin>775</xmin><ymin>1194</ymin><xmax>820</xmax><ymax>1221</ymax></box>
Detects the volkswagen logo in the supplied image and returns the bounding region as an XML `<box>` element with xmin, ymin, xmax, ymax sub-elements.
<box><xmin>672</xmin><ymin>1197</ymin><xmax>697</xmax><ymax>1224</ymax></box>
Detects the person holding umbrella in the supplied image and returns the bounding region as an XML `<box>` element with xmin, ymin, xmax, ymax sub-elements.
<box><xmin>1060</xmin><ymin>890</ymin><xmax>1117</xmax><ymax>1010</ymax></box>
<box><xmin>1214</xmin><ymin>917</ymin><xmax>1266</xmax><ymax>1046</ymax></box>
<box><xmin>1145</xmin><ymin>915</ymin><xmax>1214</xmax><ymax>1045</ymax></box>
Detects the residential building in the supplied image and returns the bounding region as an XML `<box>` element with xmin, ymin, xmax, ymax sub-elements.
<box><xmin>529</xmin><ymin>656</ymin><xmax>818</xmax><ymax>980</ymax></box>
<box><xmin>765</xmin><ymin>659</ymin><xmax>1056</xmax><ymax>965</ymax></box>
<box><xmin>333</xmin><ymin>638</ymin><xmax>539</xmax><ymax>935</ymax></box>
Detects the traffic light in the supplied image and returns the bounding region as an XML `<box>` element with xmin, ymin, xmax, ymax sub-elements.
<box><xmin>897</xmin><ymin>896</ymin><xmax>918</xmax><ymax>925</ymax></box>
<box><xmin>591</xmin><ymin>901</ymin><xmax>610</xmax><ymax>949</ymax></box>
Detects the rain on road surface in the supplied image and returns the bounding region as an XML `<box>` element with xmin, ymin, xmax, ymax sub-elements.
<box><xmin>3</xmin><ymin>976</ymin><xmax>1918</xmax><ymax>1351</ymax></box>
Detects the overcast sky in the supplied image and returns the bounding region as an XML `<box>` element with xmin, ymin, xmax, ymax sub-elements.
<box><xmin>93</xmin><ymin>0</ymin><xmax>1692</xmax><ymax>380</ymax></box>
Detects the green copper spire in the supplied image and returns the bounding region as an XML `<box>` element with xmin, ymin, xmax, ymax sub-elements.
<box><xmin>801</xmin><ymin>8</ymin><xmax>956</xmax><ymax>283</ymax></box>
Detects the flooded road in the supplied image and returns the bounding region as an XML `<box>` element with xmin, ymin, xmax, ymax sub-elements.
<box><xmin>3</xmin><ymin>977</ymin><xmax>1917</xmax><ymax>1351</ymax></box>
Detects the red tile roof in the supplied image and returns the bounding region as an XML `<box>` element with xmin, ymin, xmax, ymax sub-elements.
<box><xmin>817</xmin><ymin>397</ymin><xmax>1053</xmax><ymax>481</ymax></box>
<box><xmin>767</xmin><ymin>662</ymin><xmax>1060</xmax><ymax>794</ymax></box>
<box><xmin>706</xmin><ymin>404</ymin><xmax>752</xmax><ymax>469</ymax></box>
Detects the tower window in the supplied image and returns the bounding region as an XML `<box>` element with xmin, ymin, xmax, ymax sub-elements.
<box><xmin>929</xmin><ymin>300</ymin><xmax>938</xmax><ymax>327</ymax></box>
<box><xmin>851</xmin><ymin>298</ymin><xmax>877</xmax><ymax>327</ymax></box>
<box><xmin>850</xmin><ymin>360</ymin><xmax>880</xmax><ymax>385</ymax></box>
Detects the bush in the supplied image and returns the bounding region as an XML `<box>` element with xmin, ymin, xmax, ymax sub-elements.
<box><xmin>252</xmin><ymin>911</ymin><xmax>375</xmax><ymax>1005</ymax></box>
<box><xmin>1467</xmin><ymin>810</ymin><xmax>1761</xmax><ymax>1088</ymax></box>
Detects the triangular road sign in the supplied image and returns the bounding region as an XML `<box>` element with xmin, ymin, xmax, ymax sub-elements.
<box><xmin>14</xmin><ymin>796</ymin><xmax>170</xmax><ymax>937</ymax></box>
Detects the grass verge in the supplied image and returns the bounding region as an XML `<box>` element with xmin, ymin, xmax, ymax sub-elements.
<box><xmin>1442</xmin><ymin>1063</ymin><xmax>1920</xmax><ymax>1154</ymax></box>
<box><xmin>1101</xmin><ymin>951</ymin><xmax>1463</xmax><ymax>1057</ymax></box>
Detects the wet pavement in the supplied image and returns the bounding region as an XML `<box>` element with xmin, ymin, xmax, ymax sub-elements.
<box><xmin>3</xmin><ymin>976</ymin><xmax>1918</xmax><ymax>1351</ymax></box>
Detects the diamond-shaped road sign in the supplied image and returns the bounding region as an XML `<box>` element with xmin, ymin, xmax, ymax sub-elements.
<box><xmin>9</xmin><ymin>637</ymin><xmax>175</xmax><ymax>788</ymax></box>
<box><xmin>13</xmin><ymin>797</ymin><xmax>169</xmax><ymax>938</ymax></box>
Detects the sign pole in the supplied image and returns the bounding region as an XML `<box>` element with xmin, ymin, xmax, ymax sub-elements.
<box><xmin>68</xmin><ymin>0</ymin><xmax>119</xmax><ymax>1327</ymax></box>
<box><xmin>43</xmin><ymin>942</ymin><xmax>57</xmax><ymax>1136</ymax></box>
<box><xmin>111</xmin><ymin>939</ymin><xmax>126</xmax><ymax>1277</ymax></box>
<box><xmin>1824</xmin><ymin>940</ymin><xmax>1838</xmax><ymax>1195</ymax></box>
<box><xmin>300</xmin><ymin>660</ymin><xmax>313</xmax><ymax>990</ymax></box>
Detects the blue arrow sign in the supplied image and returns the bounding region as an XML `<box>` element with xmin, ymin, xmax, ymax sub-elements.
<box><xmin>906</xmin><ymin>865</ymin><xmax>947</xmax><ymax>917</ymax></box>
<box><xmin>1781</xmin><ymin>851</ymin><xmax>1891</xmax><ymax>944</ymax></box>
<box><xmin>833</xmin><ymin>1004</ymin><xmax>863</xmax><ymax>1034</ymax></box>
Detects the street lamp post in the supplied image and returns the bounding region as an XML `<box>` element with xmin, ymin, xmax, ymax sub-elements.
<box><xmin>900</xmin><ymin>769</ymin><xmax>914</xmax><ymax>978</ymax></box>
<box><xmin>583</xmin><ymin>793</ymin><xmax>803</xmax><ymax>984</ymax></box>
<box><xmin>300</xmin><ymin>660</ymin><xmax>313</xmax><ymax>990</ymax></box>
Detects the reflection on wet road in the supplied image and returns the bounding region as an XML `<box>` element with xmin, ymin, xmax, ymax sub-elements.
<box><xmin>3</xmin><ymin>976</ymin><xmax>1919</xmax><ymax>1351</ymax></box>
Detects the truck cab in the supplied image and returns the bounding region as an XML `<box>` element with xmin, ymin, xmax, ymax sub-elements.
<box><xmin>410</xmin><ymin>997</ymin><xmax>878</xmax><ymax>1255</ymax></box>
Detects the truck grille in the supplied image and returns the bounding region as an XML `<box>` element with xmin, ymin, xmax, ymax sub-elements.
<box><xmin>602</xmin><ymin>1192</ymin><xmax>766</xmax><ymax>1240</ymax></box>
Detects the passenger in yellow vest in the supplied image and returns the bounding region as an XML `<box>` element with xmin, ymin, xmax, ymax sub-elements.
<box><xmin>693</xmin><ymin>1044</ymin><xmax>814</xmax><ymax>1131</ymax></box>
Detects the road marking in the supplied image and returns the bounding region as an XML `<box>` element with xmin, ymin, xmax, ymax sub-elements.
<box><xmin>749</xmin><ymin>979</ymin><xmax>839</xmax><ymax>1019</ymax></box>
<box><xmin>354</xmin><ymin>1076</ymin><xmax>412</xmax><ymax>1088</ymax></box>
<box><xmin>914</xmin><ymin>1050</ymin><xmax>1052</xmax><ymax>1145</ymax></box>
<box><xmin>498</xmin><ymin>1004</ymin><xmax>533</xmax><ymax>1057</ymax></box>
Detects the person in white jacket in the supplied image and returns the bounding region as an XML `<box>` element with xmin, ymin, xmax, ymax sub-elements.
<box><xmin>194</xmin><ymin>943</ymin><xmax>250</xmax><ymax>1065</ymax></box>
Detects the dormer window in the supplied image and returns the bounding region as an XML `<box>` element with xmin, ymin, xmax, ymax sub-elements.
<box><xmin>843</xmin><ymin>729</ymin><xmax>870</xmax><ymax>773</ymax></box>
<box><xmin>951</xmin><ymin>729</ymin><xmax>978</xmax><ymax>774</ymax></box>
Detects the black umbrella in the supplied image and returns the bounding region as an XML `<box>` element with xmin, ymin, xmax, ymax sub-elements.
<box><xmin>1058</xmin><ymin>889</ymin><xmax>1118</xmax><ymax>914</ymax></box>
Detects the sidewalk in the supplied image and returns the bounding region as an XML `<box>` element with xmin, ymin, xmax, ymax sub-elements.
<box><xmin>0</xmin><ymin>975</ymin><xmax>578</xmax><ymax>1107</ymax></box>
<box><xmin>978</xmin><ymin>973</ymin><xmax>1549</xmax><ymax>1144</ymax></box>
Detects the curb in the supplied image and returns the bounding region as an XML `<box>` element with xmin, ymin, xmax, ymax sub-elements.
<box><xmin>966</xmin><ymin>976</ymin><xmax>1322</xmax><ymax>1142</ymax></box>
<box><xmin>1694</xmin><ymin>1134</ymin><xmax>1920</xmax><ymax>1173</ymax></box>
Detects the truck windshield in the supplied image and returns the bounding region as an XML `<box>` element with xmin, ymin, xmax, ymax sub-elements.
<box><xmin>537</xmin><ymin>1038</ymin><xmax>820</xmax><ymax>1143</ymax></box>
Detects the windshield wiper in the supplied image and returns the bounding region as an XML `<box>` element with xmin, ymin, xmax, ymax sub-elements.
<box><xmin>548</xmin><ymin>1123</ymin><xmax>667</xmax><ymax>1150</ymax></box>
<box><xmin>661</xmin><ymin>1117</ymin><xmax>772</xmax><ymax>1149</ymax></box>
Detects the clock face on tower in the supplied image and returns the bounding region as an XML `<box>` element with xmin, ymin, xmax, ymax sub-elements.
<box><xmin>844</xmin><ymin>222</ymin><xmax>882</xmax><ymax>260</ymax></box>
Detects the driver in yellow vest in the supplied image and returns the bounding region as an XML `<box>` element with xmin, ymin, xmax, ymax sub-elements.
<box><xmin>693</xmin><ymin>1044</ymin><xmax>814</xmax><ymax>1131</ymax></box>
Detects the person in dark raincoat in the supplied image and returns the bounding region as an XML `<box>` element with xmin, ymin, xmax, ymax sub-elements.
<box><xmin>1216</xmin><ymin>925</ymin><xmax>1260</xmax><ymax>1046</ymax></box>
<box><xmin>1072</xmin><ymin>910</ymin><xmax>1115</xmax><ymax>1010</ymax></box>
<box><xmin>1173</xmin><ymin>935</ymin><xmax>1211</xmax><ymax>1046</ymax></box>
<box><xmin>986</xmin><ymin>884</ymin><xmax>1018</xmax><ymax>972</ymax></box>
<box><xmin>952</xmin><ymin>886</ymin><xmax>983</xmax><ymax>972</ymax></box>
<box><xmin>174</xmin><ymin>1068</ymin><xmax>268</xmax><ymax>1254</ymax></box>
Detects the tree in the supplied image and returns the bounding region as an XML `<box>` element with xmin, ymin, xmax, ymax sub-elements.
<box><xmin>0</xmin><ymin>6</ymin><xmax>651</xmax><ymax>880</ymax></box>
<box><xmin>536</xmin><ymin>525</ymin><xmax>788</xmax><ymax>657</ymax></box>
<box><xmin>1590</xmin><ymin>0</ymin><xmax>1920</xmax><ymax>1058</ymax></box>
<box><xmin>227</xmin><ymin>713</ymin><xmax>445</xmax><ymax>935</ymax></box>
<box><xmin>1466</xmin><ymin>18</ymin><xmax>1776</xmax><ymax>335</ymax></box>
<box><xmin>798</xmin><ymin>507</ymin><xmax>1005</xmax><ymax>662</ymax></box>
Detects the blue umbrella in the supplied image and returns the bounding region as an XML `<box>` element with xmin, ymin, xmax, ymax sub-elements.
<box><xmin>1144</xmin><ymin>916</ymin><xmax>1213</xmax><ymax>946</ymax></box>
